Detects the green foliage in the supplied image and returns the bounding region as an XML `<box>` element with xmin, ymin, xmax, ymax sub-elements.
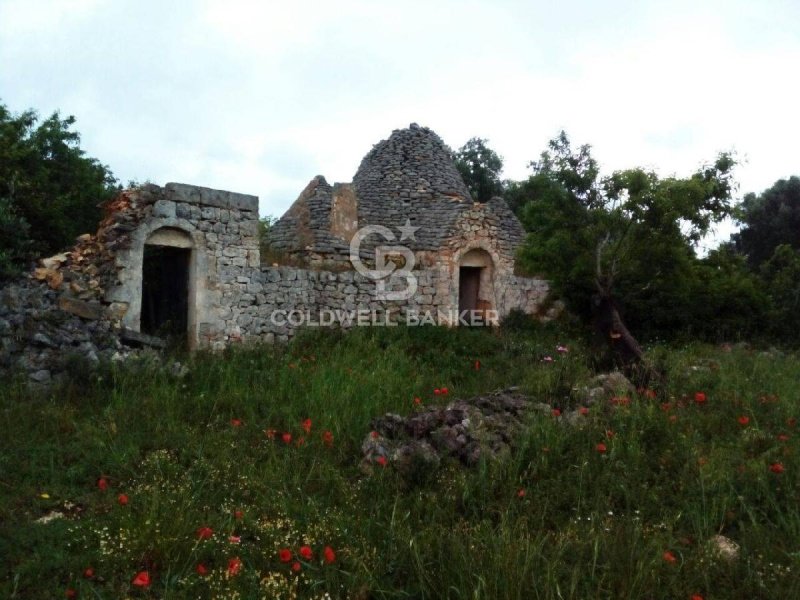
<box><xmin>0</xmin><ymin>196</ymin><xmax>34</xmax><ymax>279</ymax></box>
<box><xmin>685</xmin><ymin>247</ymin><xmax>768</xmax><ymax>342</ymax></box>
<box><xmin>1</xmin><ymin>329</ymin><xmax>799</xmax><ymax>598</ymax></box>
<box><xmin>760</xmin><ymin>244</ymin><xmax>800</xmax><ymax>340</ymax></box>
<box><xmin>515</xmin><ymin>131</ymin><xmax>740</xmax><ymax>342</ymax></box>
<box><xmin>454</xmin><ymin>137</ymin><xmax>504</xmax><ymax>202</ymax></box>
<box><xmin>0</xmin><ymin>101</ymin><xmax>119</xmax><ymax>269</ymax></box>
<box><xmin>733</xmin><ymin>176</ymin><xmax>800</xmax><ymax>268</ymax></box>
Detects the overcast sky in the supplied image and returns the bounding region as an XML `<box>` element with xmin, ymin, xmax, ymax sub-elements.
<box><xmin>2</xmin><ymin>0</ymin><xmax>799</xmax><ymax>250</ymax></box>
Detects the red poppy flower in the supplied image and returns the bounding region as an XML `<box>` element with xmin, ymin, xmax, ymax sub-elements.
<box><xmin>323</xmin><ymin>545</ymin><xmax>336</xmax><ymax>564</ymax></box>
<box><xmin>291</xmin><ymin>561</ymin><xmax>302</xmax><ymax>572</ymax></box>
<box><xmin>295</xmin><ymin>436</ymin><xmax>306</xmax><ymax>447</ymax></box>
<box><xmin>83</xmin><ymin>567</ymin><xmax>94</xmax><ymax>579</ymax></box>
<box><xmin>579</xmin><ymin>407</ymin><xmax>589</xmax><ymax>416</ymax></box>
<box><xmin>282</xmin><ymin>432</ymin><xmax>292</xmax><ymax>445</ymax></box>
<box><xmin>97</xmin><ymin>477</ymin><xmax>108</xmax><ymax>491</ymax></box>
<box><xmin>769</xmin><ymin>462</ymin><xmax>785</xmax><ymax>474</ymax></box>
<box><xmin>441</xmin><ymin>387</ymin><xmax>449</xmax><ymax>395</ymax></box>
<box><xmin>690</xmin><ymin>595</ymin><xmax>704</xmax><ymax>600</ymax></box>
<box><xmin>65</xmin><ymin>589</ymin><xmax>77</xmax><ymax>599</ymax></box>
<box><xmin>551</xmin><ymin>409</ymin><xmax>561</xmax><ymax>417</ymax></box>
<box><xmin>376</xmin><ymin>456</ymin><xmax>388</xmax><ymax>467</ymax></box>
<box><xmin>195</xmin><ymin>563</ymin><xmax>208</xmax><ymax>576</ymax></box>
<box><xmin>434</xmin><ymin>388</ymin><xmax>441</xmax><ymax>396</ymax></box>
<box><xmin>234</xmin><ymin>509</ymin><xmax>243</xmax><ymax>520</ymax></box>
<box><xmin>265</xmin><ymin>429</ymin><xmax>277</xmax><ymax>439</ymax></box>
<box><xmin>413</xmin><ymin>397</ymin><xmax>421</xmax><ymax>405</ymax></box>
<box><xmin>117</xmin><ymin>493</ymin><xmax>129</xmax><ymax>506</ymax></box>
<box><xmin>322</xmin><ymin>430</ymin><xmax>334</xmax><ymax>447</ymax></box>
<box><xmin>611</xmin><ymin>396</ymin><xmax>631</xmax><ymax>406</ymax></box>
<box><xmin>641</xmin><ymin>388</ymin><xmax>657</xmax><ymax>399</ymax></box>
<box><xmin>301</xmin><ymin>418</ymin><xmax>312</xmax><ymax>434</ymax></box>
<box><xmin>229</xmin><ymin>535</ymin><xmax>241</xmax><ymax>544</ymax></box>
<box><xmin>279</xmin><ymin>548</ymin><xmax>292</xmax><ymax>563</ymax></box>
<box><xmin>662</xmin><ymin>551</ymin><xmax>677</xmax><ymax>564</ymax></box>
<box><xmin>694</xmin><ymin>392</ymin><xmax>707</xmax><ymax>404</ymax></box>
<box><xmin>227</xmin><ymin>557</ymin><xmax>242</xmax><ymax>576</ymax></box>
<box><xmin>595</xmin><ymin>443</ymin><xmax>607</xmax><ymax>454</ymax></box>
<box><xmin>660</xmin><ymin>402</ymin><xmax>672</xmax><ymax>412</ymax></box>
<box><xmin>132</xmin><ymin>571</ymin><xmax>151</xmax><ymax>587</ymax></box>
<box><xmin>299</xmin><ymin>545</ymin><xmax>313</xmax><ymax>560</ymax></box>
<box><xmin>517</xmin><ymin>488</ymin><xmax>526</xmax><ymax>498</ymax></box>
<box><xmin>737</xmin><ymin>416</ymin><xmax>750</xmax><ymax>426</ymax></box>
<box><xmin>370</xmin><ymin>430</ymin><xmax>379</xmax><ymax>439</ymax></box>
<box><xmin>230</xmin><ymin>418</ymin><xmax>242</xmax><ymax>427</ymax></box>
<box><xmin>605</xmin><ymin>429</ymin><xmax>616</xmax><ymax>439</ymax></box>
<box><xmin>778</xmin><ymin>433</ymin><xmax>790</xmax><ymax>442</ymax></box>
<box><xmin>196</xmin><ymin>526</ymin><xmax>214</xmax><ymax>540</ymax></box>
<box><xmin>474</xmin><ymin>360</ymin><xmax>481</xmax><ymax>370</ymax></box>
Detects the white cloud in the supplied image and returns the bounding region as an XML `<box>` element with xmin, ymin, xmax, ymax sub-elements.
<box><xmin>1</xmin><ymin>0</ymin><xmax>798</xmax><ymax>246</ymax></box>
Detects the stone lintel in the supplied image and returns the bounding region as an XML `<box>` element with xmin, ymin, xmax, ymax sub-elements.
<box><xmin>165</xmin><ymin>182</ymin><xmax>259</xmax><ymax>212</ymax></box>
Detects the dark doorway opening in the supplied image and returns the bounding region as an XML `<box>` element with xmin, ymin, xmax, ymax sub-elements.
<box><xmin>459</xmin><ymin>266</ymin><xmax>482</xmax><ymax>313</ymax></box>
<box><xmin>141</xmin><ymin>245</ymin><xmax>190</xmax><ymax>342</ymax></box>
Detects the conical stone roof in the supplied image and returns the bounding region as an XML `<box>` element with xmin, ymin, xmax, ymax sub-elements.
<box><xmin>352</xmin><ymin>123</ymin><xmax>472</xmax><ymax>250</ymax></box>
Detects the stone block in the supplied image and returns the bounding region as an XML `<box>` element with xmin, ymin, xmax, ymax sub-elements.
<box><xmin>165</xmin><ymin>182</ymin><xmax>259</xmax><ymax>212</ymax></box>
<box><xmin>58</xmin><ymin>296</ymin><xmax>105</xmax><ymax>321</ymax></box>
<box><xmin>152</xmin><ymin>200</ymin><xmax>176</xmax><ymax>219</ymax></box>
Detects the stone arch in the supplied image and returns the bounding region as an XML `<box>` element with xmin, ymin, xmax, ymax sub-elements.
<box><xmin>141</xmin><ymin>227</ymin><xmax>194</xmax><ymax>346</ymax></box>
<box><xmin>456</xmin><ymin>247</ymin><xmax>496</xmax><ymax>324</ymax></box>
<box><xmin>110</xmin><ymin>218</ymin><xmax>208</xmax><ymax>349</ymax></box>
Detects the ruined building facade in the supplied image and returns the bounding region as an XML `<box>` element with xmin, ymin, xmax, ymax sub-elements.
<box><xmin>0</xmin><ymin>124</ymin><xmax>555</xmax><ymax>382</ymax></box>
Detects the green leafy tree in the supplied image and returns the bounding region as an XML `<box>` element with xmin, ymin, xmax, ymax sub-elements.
<box><xmin>732</xmin><ymin>176</ymin><xmax>800</xmax><ymax>268</ymax></box>
<box><xmin>0</xmin><ymin>197</ymin><xmax>34</xmax><ymax>279</ymax></box>
<box><xmin>454</xmin><ymin>137</ymin><xmax>504</xmax><ymax>202</ymax></box>
<box><xmin>517</xmin><ymin>132</ymin><xmax>737</xmax><ymax>364</ymax></box>
<box><xmin>687</xmin><ymin>246</ymin><xmax>768</xmax><ymax>342</ymax></box>
<box><xmin>0</xmin><ymin>101</ymin><xmax>119</xmax><ymax>268</ymax></box>
<box><xmin>759</xmin><ymin>244</ymin><xmax>800</xmax><ymax>341</ymax></box>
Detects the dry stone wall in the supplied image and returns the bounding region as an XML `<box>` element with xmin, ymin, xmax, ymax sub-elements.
<box><xmin>1</xmin><ymin>170</ymin><xmax>555</xmax><ymax>383</ymax></box>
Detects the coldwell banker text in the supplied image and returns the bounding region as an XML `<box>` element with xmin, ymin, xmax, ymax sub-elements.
<box><xmin>269</xmin><ymin>309</ymin><xmax>499</xmax><ymax>327</ymax></box>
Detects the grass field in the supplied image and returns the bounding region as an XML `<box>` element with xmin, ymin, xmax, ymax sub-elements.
<box><xmin>1</xmin><ymin>324</ymin><xmax>798</xmax><ymax>599</ymax></box>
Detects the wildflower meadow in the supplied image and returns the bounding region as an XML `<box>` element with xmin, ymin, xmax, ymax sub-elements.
<box><xmin>1</xmin><ymin>324</ymin><xmax>798</xmax><ymax>599</ymax></box>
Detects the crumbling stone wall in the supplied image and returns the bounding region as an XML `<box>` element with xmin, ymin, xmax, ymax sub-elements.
<box><xmin>0</xmin><ymin>182</ymin><xmax>260</xmax><ymax>379</ymax></box>
<box><xmin>0</xmin><ymin>126</ymin><xmax>558</xmax><ymax>383</ymax></box>
<box><xmin>103</xmin><ymin>183</ymin><xmax>260</xmax><ymax>347</ymax></box>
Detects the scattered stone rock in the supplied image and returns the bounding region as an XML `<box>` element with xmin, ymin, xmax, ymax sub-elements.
<box><xmin>29</xmin><ymin>369</ymin><xmax>51</xmax><ymax>383</ymax></box>
<box><xmin>710</xmin><ymin>534</ymin><xmax>740</xmax><ymax>561</ymax></box>
<box><xmin>573</xmin><ymin>371</ymin><xmax>635</xmax><ymax>405</ymax></box>
<box><xmin>361</xmin><ymin>388</ymin><xmax>539</xmax><ymax>473</ymax></box>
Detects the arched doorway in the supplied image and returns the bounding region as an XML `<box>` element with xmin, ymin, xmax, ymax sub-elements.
<box><xmin>458</xmin><ymin>248</ymin><xmax>494</xmax><ymax>321</ymax></box>
<box><xmin>141</xmin><ymin>227</ymin><xmax>194</xmax><ymax>344</ymax></box>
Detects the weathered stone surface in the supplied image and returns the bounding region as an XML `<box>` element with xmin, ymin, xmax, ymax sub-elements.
<box><xmin>709</xmin><ymin>534</ymin><xmax>740</xmax><ymax>561</ymax></box>
<box><xmin>361</xmin><ymin>388</ymin><xmax>535</xmax><ymax>472</ymax></box>
<box><xmin>165</xmin><ymin>182</ymin><xmax>258</xmax><ymax>212</ymax></box>
<box><xmin>1</xmin><ymin>125</ymin><xmax>555</xmax><ymax>385</ymax></box>
<box><xmin>58</xmin><ymin>296</ymin><xmax>105</xmax><ymax>320</ymax></box>
<box><xmin>573</xmin><ymin>372</ymin><xmax>635</xmax><ymax>406</ymax></box>
<box><xmin>120</xmin><ymin>328</ymin><xmax>167</xmax><ymax>349</ymax></box>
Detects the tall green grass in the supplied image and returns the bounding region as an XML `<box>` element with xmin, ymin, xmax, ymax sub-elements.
<box><xmin>0</xmin><ymin>326</ymin><xmax>797</xmax><ymax>599</ymax></box>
